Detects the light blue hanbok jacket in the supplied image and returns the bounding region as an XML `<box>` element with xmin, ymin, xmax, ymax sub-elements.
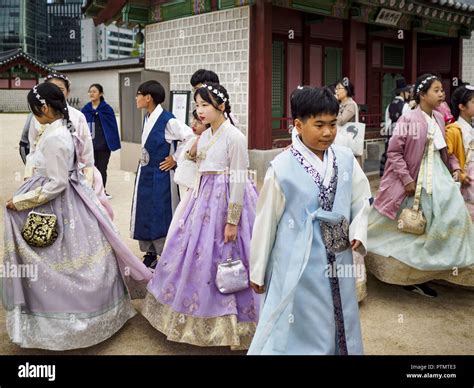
<box><xmin>248</xmin><ymin>145</ymin><xmax>365</xmax><ymax>355</ymax></box>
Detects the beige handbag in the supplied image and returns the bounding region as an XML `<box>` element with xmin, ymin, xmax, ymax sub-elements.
<box><xmin>397</xmin><ymin>206</ymin><xmax>426</xmax><ymax>235</ymax></box>
<box><xmin>397</xmin><ymin>125</ymin><xmax>435</xmax><ymax>235</ymax></box>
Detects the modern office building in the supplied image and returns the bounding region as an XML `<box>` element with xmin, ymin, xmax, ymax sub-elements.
<box><xmin>81</xmin><ymin>19</ymin><xmax>137</xmax><ymax>62</ymax></box>
<box><xmin>0</xmin><ymin>0</ymin><xmax>48</xmax><ymax>63</ymax></box>
<box><xmin>47</xmin><ymin>0</ymin><xmax>82</xmax><ymax>63</ymax></box>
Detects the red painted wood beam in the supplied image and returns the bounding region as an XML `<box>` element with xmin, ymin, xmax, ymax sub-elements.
<box><xmin>92</xmin><ymin>0</ymin><xmax>128</xmax><ymax>26</ymax></box>
<box><xmin>451</xmin><ymin>37</ymin><xmax>462</xmax><ymax>85</ymax></box>
<box><xmin>342</xmin><ymin>18</ymin><xmax>357</xmax><ymax>86</ymax></box>
<box><xmin>303</xmin><ymin>22</ymin><xmax>311</xmax><ymax>85</ymax></box>
<box><xmin>406</xmin><ymin>29</ymin><xmax>417</xmax><ymax>84</ymax></box>
<box><xmin>248</xmin><ymin>1</ymin><xmax>273</xmax><ymax>150</ymax></box>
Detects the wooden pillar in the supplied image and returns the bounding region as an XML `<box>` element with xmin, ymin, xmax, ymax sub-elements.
<box><xmin>248</xmin><ymin>1</ymin><xmax>273</xmax><ymax>150</ymax></box>
<box><xmin>342</xmin><ymin>19</ymin><xmax>357</xmax><ymax>85</ymax></box>
<box><xmin>451</xmin><ymin>36</ymin><xmax>462</xmax><ymax>83</ymax></box>
<box><xmin>406</xmin><ymin>29</ymin><xmax>417</xmax><ymax>84</ymax></box>
<box><xmin>303</xmin><ymin>22</ymin><xmax>311</xmax><ymax>85</ymax></box>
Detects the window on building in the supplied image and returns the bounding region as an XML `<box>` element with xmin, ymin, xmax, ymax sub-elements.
<box><xmin>108</xmin><ymin>39</ymin><xmax>133</xmax><ymax>48</ymax></box>
<box><xmin>383</xmin><ymin>44</ymin><xmax>404</xmax><ymax>69</ymax></box>
<box><xmin>272</xmin><ymin>41</ymin><xmax>285</xmax><ymax>129</ymax></box>
<box><xmin>108</xmin><ymin>48</ymin><xmax>131</xmax><ymax>56</ymax></box>
<box><xmin>324</xmin><ymin>47</ymin><xmax>342</xmax><ymax>87</ymax></box>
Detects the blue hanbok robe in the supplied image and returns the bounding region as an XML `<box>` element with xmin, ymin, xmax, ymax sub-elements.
<box><xmin>248</xmin><ymin>140</ymin><xmax>371</xmax><ymax>355</ymax></box>
<box><xmin>130</xmin><ymin>105</ymin><xmax>193</xmax><ymax>242</ymax></box>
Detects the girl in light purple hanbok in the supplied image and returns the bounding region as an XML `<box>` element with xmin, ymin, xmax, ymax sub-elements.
<box><xmin>142</xmin><ymin>83</ymin><xmax>259</xmax><ymax>348</ymax></box>
<box><xmin>2</xmin><ymin>83</ymin><xmax>152</xmax><ymax>350</ymax></box>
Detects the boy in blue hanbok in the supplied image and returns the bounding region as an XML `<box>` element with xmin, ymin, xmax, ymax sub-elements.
<box><xmin>248</xmin><ymin>86</ymin><xmax>372</xmax><ymax>355</ymax></box>
<box><xmin>130</xmin><ymin>80</ymin><xmax>193</xmax><ymax>268</ymax></box>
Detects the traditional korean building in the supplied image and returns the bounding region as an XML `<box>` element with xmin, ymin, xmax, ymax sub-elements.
<box><xmin>83</xmin><ymin>0</ymin><xmax>474</xmax><ymax>174</ymax></box>
<box><xmin>0</xmin><ymin>48</ymin><xmax>53</xmax><ymax>112</ymax></box>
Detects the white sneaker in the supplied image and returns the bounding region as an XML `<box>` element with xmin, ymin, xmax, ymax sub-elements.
<box><xmin>403</xmin><ymin>284</ymin><xmax>437</xmax><ymax>298</ymax></box>
<box><xmin>105</xmin><ymin>192</ymin><xmax>113</xmax><ymax>200</ymax></box>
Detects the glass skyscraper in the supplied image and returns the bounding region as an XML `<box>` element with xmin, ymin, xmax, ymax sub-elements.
<box><xmin>47</xmin><ymin>0</ymin><xmax>82</xmax><ymax>63</ymax></box>
<box><xmin>0</xmin><ymin>0</ymin><xmax>48</xmax><ymax>62</ymax></box>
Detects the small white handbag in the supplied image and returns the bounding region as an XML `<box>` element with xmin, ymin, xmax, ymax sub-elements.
<box><xmin>215</xmin><ymin>257</ymin><xmax>249</xmax><ymax>294</ymax></box>
<box><xmin>334</xmin><ymin>101</ymin><xmax>366</xmax><ymax>156</ymax></box>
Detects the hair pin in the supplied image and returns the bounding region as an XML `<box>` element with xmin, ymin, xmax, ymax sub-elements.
<box><xmin>32</xmin><ymin>85</ymin><xmax>46</xmax><ymax>106</ymax></box>
<box><xmin>416</xmin><ymin>75</ymin><xmax>437</xmax><ymax>94</ymax></box>
<box><xmin>201</xmin><ymin>84</ymin><xmax>227</xmax><ymax>102</ymax></box>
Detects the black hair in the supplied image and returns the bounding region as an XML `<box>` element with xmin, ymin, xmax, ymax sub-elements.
<box><xmin>27</xmin><ymin>82</ymin><xmax>75</xmax><ymax>133</ymax></box>
<box><xmin>137</xmin><ymin>80</ymin><xmax>165</xmax><ymax>105</ymax></box>
<box><xmin>89</xmin><ymin>83</ymin><xmax>104</xmax><ymax>102</ymax></box>
<box><xmin>450</xmin><ymin>85</ymin><xmax>474</xmax><ymax>120</ymax></box>
<box><xmin>336</xmin><ymin>78</ymin><xmax>354</xmax><ymax>98</ymax></box>
<box><xmin>454</xmin><ymin>78</ymin><xmax>469</xmax><ymax>88</ymax></box>
<box><xmin>327</xmin><ymin>83</ymin><xmax>337</xmax><ymax>95</ymax></box>
<box><xmin>290</xmin><ymin>86</ymin><xmax>340</xmax><ymax>121</ymax></box>
<box><xmin>190</xmin><ymin>69</ymin><xmax>220</xmax><ymax>87</ymax></box>
<box><xmin>414</xmin><ymin>73</ymin><xmax>441</xmax><ymax>104</ymax></box>
<box><xmin>192</xmin><ymin>109</ymin><xmax>211</xmax><ymax>129</ymax></box>
<box><xmin>44</xmin><ymin>72</ymin><xmax>70</xmax><ymax>91</ymax></box>
<box><xmin>194</xmin><ymin>82</ymin><xmax>234</xmax><ymax>125</ymax></box>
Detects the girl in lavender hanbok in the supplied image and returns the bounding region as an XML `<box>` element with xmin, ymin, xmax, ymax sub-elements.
<box><xmin>2</xmin><ymin>83</ymin><xmax>152</xmax><ymax>350</ymax></box>
<box><xmin>142</xmin><ymin>83</ymin><xmax>259</xmax><ymax>348</ymax></box>
<box><xmin>446</xmin><ymin>85</ymin><xmax>474</xmax><ymax>220</ymax></box>
<box><xmin>366</xmin><ymin>74</ymin><xmax>474</xmax><ymax>298</ymax></box>
<box><xmin>248</xmin><ymin>87</ymin><xmax>371</xmax><ymax>355</ymax></box>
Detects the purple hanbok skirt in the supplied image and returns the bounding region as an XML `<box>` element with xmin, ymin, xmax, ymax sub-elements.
<box><xmin>2</xmin><ymin>172</ymin><xmax>152</xmax><ymax>350</ymax></box>
<box><xmin>142</xmin><ymin>173</ymin><xmax>259</xmax><ymax>348</ymax></box>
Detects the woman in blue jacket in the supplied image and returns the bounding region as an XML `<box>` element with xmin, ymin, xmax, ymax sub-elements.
<box><xmin>82</xmin><ymin>83</ymin><xmax>121</xmax><ymax>198</ymax></box>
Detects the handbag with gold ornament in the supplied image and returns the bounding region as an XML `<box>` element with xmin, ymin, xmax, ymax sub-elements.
<box><xmin>21</xmin><ymin>203</ymin><xmax>58</xmax><ymax>248</ymax></box>
<box><xmin>397</xmin><ymin>127</ymin><xmax>435</xmax><ymax>235</ymax></box>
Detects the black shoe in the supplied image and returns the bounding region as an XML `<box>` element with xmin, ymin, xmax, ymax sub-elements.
<box><xmin>143</xmin><ymin>253</ymin><xmax>157</xmax><ymax>269</ymax></box>
<box><xmin>149</xmin><ymin>257</ymin><xmax>158</xmax><ymax>270</ymax></box>
<box><xmin>403</xmin><ymin>284</ymin><xmax>438</xmax><ymax>298</ymax></box>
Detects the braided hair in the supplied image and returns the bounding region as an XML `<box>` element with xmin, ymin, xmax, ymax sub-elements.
<box><xmin>27</xmin><ymin>82</ymin><xmax>76</xmax><ymax>134</ymax></box>
<box><xmin>194</xmin><ymin>82</ymin><xmax>235</xmax><ymax>125</ymax></box>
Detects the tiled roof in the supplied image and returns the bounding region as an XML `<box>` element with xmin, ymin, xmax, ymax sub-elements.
<box><xmin>0</xmin><ymin>48</ymin><xmax>53</xmax><ymax>72</ymax></box>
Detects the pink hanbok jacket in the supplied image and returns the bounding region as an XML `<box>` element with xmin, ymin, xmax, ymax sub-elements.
<box><xmin>374</xmin><ymin>107</ymin><xmax>458</xmax><ymax>219</ymax></box>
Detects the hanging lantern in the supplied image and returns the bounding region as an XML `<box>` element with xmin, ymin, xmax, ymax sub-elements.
<box><xmin>135</xmin><ymin>30</ymin><xmax>144</xmax><ymax>45</ymax></box>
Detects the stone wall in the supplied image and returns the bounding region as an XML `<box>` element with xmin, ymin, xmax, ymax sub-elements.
<box><xmin>145</xmin><ymin>6</ymin><xmax>250</xmax><ymax>138</ymax></box>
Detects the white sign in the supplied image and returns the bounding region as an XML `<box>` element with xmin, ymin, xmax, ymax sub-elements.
<box><xmin>375</xmin><ymin>8</ymin><xmax>402</xmax><ymax>26</ymax></box>
<box><xmin>171</xmin><ymin>91</ymin><xmax>189</xmax><ymax>125</ymax></box>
